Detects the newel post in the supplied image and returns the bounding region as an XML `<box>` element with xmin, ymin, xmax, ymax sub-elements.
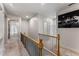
<box><xmin>57</xmin><ymin>34</ymin><xmax>60</xmax><ymax>56</ymax></box>
<box><xmin>38</xmin><ymin>39</ymin><xmax>43</xmax><ymax>56</ymax></box>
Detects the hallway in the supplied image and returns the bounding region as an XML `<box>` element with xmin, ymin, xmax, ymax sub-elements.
<box><xmin>0</xmin><ymin>3</ymin><xmax>79</xmax><ymax>56</ymax></box>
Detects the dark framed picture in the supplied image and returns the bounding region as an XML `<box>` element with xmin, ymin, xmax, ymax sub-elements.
<box><xmin>58</xmin><ymin>10</ymin><xmax>79</xmax><ymax>28</ymax></box>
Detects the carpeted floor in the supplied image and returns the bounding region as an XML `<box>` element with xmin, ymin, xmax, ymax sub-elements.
<box><xmin>3</xmin><ymin>39</ymin><xmax>29</xmax><ymax>56</ymax></box>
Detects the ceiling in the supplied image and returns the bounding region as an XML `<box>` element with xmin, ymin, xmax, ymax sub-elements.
<box><xmin>3</xmin><ymin>3</ymin><xmax>70</xmax><ymax>18</ymax></box>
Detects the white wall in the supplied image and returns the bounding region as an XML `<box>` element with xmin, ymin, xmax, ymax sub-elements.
<box><xmin>21</xmin><ymin>20</ymin><xmax>29</xmax><ymax>35</ymax></box>
<box><xmin>0</xmin><ymin>12</ymin><xmax>4</xmax><ymax>38</ymax></box>
<box><xmin>28</xmin><ymin>15</ymin><xmax>57</xmax><ymax>50</ymax></box>
<box><xmin>57</xmin><ymin>4</ymin><xmax>79</xmax><ymax>51</ymax></box>
<box><xmin>4</xmin><ymin>16</ymin><xmax>8</xmax><ymax>43</ymax></box>
<box><xmin>0</xmin><ymin>11</ymin><xmax>5</xmax><ymax>55</ymax></box>
<box><xmin>28</xmin><ymin>17</ymin><xmax>39</xmax><ymax>40</ymax></box>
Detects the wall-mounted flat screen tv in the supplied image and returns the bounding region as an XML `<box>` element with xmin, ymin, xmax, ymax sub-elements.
<box><xmin>58</xmin><ymin>10</ymin><xmax>79</xmax><ymax>28</ymax></box>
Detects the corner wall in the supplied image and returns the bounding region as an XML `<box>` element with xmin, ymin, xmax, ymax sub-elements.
<box><xmin>57</xmin><ymin>4</ymin><xmax>79</xmax><ymax>51</ymax></box>
<box><xmin>0</xmin><ymin>11</ymin><xmax>5</xmax><ymax>55</ymax></box>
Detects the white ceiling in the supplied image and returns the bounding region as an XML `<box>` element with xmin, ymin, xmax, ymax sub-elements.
<box><xmin>3</xmin><ymin>3</ymin><xmax>69</xmax><ymax>18</ymax></box>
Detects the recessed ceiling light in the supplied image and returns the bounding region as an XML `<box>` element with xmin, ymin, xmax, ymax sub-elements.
<box><xmin>26</xmin><ymin>16</ymin><xmax>29</xmax><ymax>18</ymax></box>
<box><xmin>9</xmin><ymin>3</ymin><xmax>14</xmax><ymax>8</ymax></box>
<box><xmin>7</xmin><ymin>18</ymin><xmax>10</xmax><ymax>21</ymax></box>
<box><xmin>41</xmin><ymin>3</ymin><xmax>45</xmax><ymax>6</ymax></box>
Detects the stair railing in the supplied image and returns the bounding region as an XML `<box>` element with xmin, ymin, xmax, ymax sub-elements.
<box><xmin>21</xmin><ymin>33</ymin><xmax>43</xmax><ymax>56</ymax></box>
<box><xmin>38</xmin><ymin>33</ymin><xmax>60</xmax><ymax>56</ymax></box>
<box><xmin>21</xmin><ymin>32</ymin><xmax>60</xmax><ymax>56</ymax></box>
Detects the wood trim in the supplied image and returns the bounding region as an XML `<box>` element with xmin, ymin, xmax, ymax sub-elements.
<box><xmin>44</xmin><ymin>47</ymin><xmax>57</xmax><ymax>56</ymax></box>
<box><xmin>39</xmin><ymin>33</ymin><xmax>61</xmax><ymax>56</ymax></box>
<box><xmin>39</xmin><ymin>33</ymin><xmax>57</xmax><ymax>38</ymax></box>
<box><xmin>21</xmin><ymin>32</ymin><xmax>39</xmax><ymax>45</ymax></box>
<box><xmin>57</xmin><ymin>34</ymin><xmax>60</xmax><ymax>56</ymax></box>
<box><xmin>38</xmin><ymin>39</ymin><xmax>43</xmax><ymax>56</ymax></box>
<box><xmin>21</xmin><ymin>32</ymin><xmax>44</xmax><ymax>56</ymax></box>
<box><xmin>21</xmin><ymin>32</ymin><xmax>61</xmax><ymax>56</ymax></box>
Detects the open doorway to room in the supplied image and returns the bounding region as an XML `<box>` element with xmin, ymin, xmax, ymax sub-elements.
<box><xmin>8</xmin><ymin>19</ymin><xmax>20</xmax><ymax>40</ymax></box>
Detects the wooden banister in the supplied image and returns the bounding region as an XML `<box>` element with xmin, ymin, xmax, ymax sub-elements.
<box><xmin>39</xmin><ymin>33</ymin><xmax>57</xmax><ymax>38</ymax></box>
<box><xmin>21</xmin><ymin>33</ymin><xmax>44</xmax><ymax>56</ymax></box>
<box><xmin>57</xmin><ymin>34</ymin><xmax>60</xmax><ymax>56</ymax></box>
<box><xmin>38</xmin><ymin>39</ymin><xmax>43</xmax><ymax>56</ymax></box>
<box><xmin>44</xmin><ymin>47</ymin><xmax>57</xmax><ymax>56</ymax></box>
<box><xmin>21</xmin><ymin>33</ymin><xmax>38</xmax><ymax>45</ymax></box>
<box><xmin>21</xmin><ymin>32</ymin><xmax>61</xmax><ymax>56</ymax></box>
<box><xmin>38</xmin><ymin>33</ymin><xmax>61</xmax><ymax>56</ymax></box>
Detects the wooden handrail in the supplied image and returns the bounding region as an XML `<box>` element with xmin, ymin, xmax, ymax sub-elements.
<box><xmin>21</xmin><ymin>33</ymin><xmax>39</xmax><ymax>45</ymax></box>
<box><xmin>39</xmin><ymin>33</ymin><xmax>57</xmax><ymax>38</ymax></box>
<box><xmin>21</xmin><ymin>32</ymin><xmax>44</xmax><ymax>56</ymax></box>
<box><xmin>21</xmin><ymin>32</ymin><xmax>61</xmax><ymax>56</ymax></box>
<box><xmin>38</xmin><ymin>39</ymin><xmax>43</xmax><ymax>48</ymax></box>
<box><xmin>43</xmin><ymin>47</ymin><xmax>57</xmax><ymax>56</ymax></box>
<box><xmin>39</xmin><ymin>33</ymin><xmax>61</xmax><ymax>56</ymax></box>
<box><xmin>57</xmin><ymin>34</ymin><xmax>60</xmax><ymax>56</ymax></box>
<box><xmin>38</xmin><ymin>39</ymin><xmax>43</xmax><ymax>56</ymax></box>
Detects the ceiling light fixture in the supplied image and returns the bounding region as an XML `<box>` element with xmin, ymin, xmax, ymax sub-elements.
<box><xmin>41</xmin><ymin>3</ymin><xmax>45</xmax><ymax>6</ymax></box>
<box><xmin>26</xmin><ymin>16</ymin><xmax>29</xmax><ymax>18</ymax></box>
<box><xmin>7</xmin><ymin>18</ymin><xmax>10</xmax><ymax>21</ymax></box>
<box><xmin>9</xmin><ymin>3</ymin><xmax>14</xmax><ymax>8</ymax></box>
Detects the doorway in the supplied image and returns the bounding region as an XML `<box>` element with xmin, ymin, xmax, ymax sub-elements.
<box><xmin>8</xmin><ymin>20</ymin><xmax>20</xmax><ymax>40</ymax></box>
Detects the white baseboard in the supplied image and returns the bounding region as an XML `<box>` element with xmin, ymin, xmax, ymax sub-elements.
<box><xmin>61</xmin><ymin>46</ymin><xmax>79</xmax><ymax>55</ymax></box>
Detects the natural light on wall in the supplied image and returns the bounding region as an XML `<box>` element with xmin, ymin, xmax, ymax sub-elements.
<box><xmin>43</xmin><ymin>17</ymin><xmax>57</xmax><ymax>35</ymax></box>
<box><xmin>29</xmin><ymin>17</ymin><xmax>38</xmax><ymax>27</ymax></box>
<box><xmin>28</xmin><ymin>15</ymin><xmax>57</xmax><ymax>39</ymax></box>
